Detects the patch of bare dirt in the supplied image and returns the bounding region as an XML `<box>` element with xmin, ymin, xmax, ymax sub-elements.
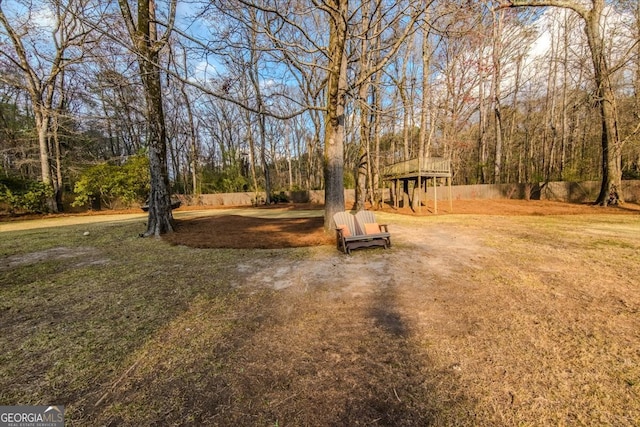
<box><xmin>0</xmin><ymin>246</ymin><xmax>109</xmax><ymax>270</ymax></box>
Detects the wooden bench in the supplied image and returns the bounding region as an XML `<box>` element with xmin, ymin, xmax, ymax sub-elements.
<box><xmin>333</xmin><ymin>211</ymin><xmax>391</xmax><ymax>254</ymax></box>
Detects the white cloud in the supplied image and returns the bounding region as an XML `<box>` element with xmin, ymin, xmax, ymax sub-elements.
<box><xmin>5</xmin><ymin>1</ymin><xmax>57</xmax><ymax>32</ymax></box>
<box><xmin>31</xmin><ymin>5</ymin><xmax>57</xmax><ymax>32</ymax></box>
<box><xmin>528</xmin><ymin>30</ymin><xmax>551</xmax><ymax>61</ymax></box>
<box><xmin>191</xmin><ymin>60</ymin><xmax>219</xmax><ymax>83</ymax></box>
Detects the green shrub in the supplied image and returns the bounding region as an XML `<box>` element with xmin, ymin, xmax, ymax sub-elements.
<box><xmin>72</xmin><ymin>155</ymin><xmax>150</xmax><ymax>209</ymax></box>
<box><xmin>200</xmin><ymin>167</ymin><xmax>249</xmax><ymax>194</ymax></box>
<box><xmin>0</xmin><ymin>179</ymin><xmax>54</xmax><ymax>214</ymax></box>
<box><xmin>270</xmin><ymin>191</ymin><xmax>289</xmax><ymax>204</ymax></box>
<box><xmin>343</xmin><ymin>171</ymin><xmax>355</xmax><ymax>189</ymax></box>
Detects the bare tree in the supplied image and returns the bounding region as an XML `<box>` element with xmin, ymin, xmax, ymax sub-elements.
<box><xmin>354</xmin><ymin>0</ymin><xmax>377</xmax><ymax>211</ymax></box>
<box><xmin>0</xmin><ymin>0</ymin><xmax>92</xmax><ymax>211</ymax></box>
<box><xmin>117</xmin><ymin>0</ymin><xmax>177</xmax><ymax>235</ymax></box>
<box><xmin>214</xmin><ymin>0</ymin><xmax>422</xmax><ymax>229</ymax></box>
<box><xmin>245</xmin><ymin>10</ymin><xmax>272</xmax><ymax>203</ymax></box>
<box><xmin>492</xmin><ymin>8</ymin><xmax>505</xmax><ymax>183</ymax></box>
<box><xmin>88</xmin><ymin>42</ymin><xmax>147</xmax><ymax>160</ymax></box>
<box><xmin>431</xmin><ymin>6</ymin><xmax>482</xmax><ymax>183</ymax></box>
<box><xmin>501</xmin><ymin>0</ymin><xmax>626</xmax><ymax>204</ymax></box>
<box><xmin>321</xmin><ymin>0</ymin><xmax>350</xmax><ymax>228</ymax></box>
<box><xmin>476</xmin><ymin>15</ymin><xmax>491</xmax><ymax>184</ymax></box>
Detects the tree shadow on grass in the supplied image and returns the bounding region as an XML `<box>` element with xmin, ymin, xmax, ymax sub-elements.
<box><xmin>84</xmin><ymin>254</ymin><xmax>476</xmax><ymax>426</ymax></box>
<box><xmin>359</xmin><ymin>278</ymin><xmax>476</xmax><ymax>426</ymax></box>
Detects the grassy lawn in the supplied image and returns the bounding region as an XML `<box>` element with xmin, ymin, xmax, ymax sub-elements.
<box><xmin>1</xmin><ymin>210</ymin><xmax>639</xmax><ymax>425</ymax></box>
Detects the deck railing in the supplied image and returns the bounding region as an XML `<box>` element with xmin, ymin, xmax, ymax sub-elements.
<box><xmin>382</xmin><ymin>157</ymin><xmax>451</xmax><ymax>178</ymax></box>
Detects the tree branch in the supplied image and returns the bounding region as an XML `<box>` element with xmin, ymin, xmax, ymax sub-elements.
<box><xmin>495</xmin><ymin>0</ymin><xmax>588</xmax><ymax>18</ymax></box>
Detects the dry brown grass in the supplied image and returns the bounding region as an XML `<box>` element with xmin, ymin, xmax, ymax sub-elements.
<box><xmin>1</xmin><ymin>200</ymin><xmax>639</xmax><ymax>426</ymax></box>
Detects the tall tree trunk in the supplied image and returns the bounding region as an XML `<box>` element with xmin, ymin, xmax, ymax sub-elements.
<box><xmin>140</xmin><ymin>55</ymin><xmax>174</xmax><ymax>234</ymax></box>
<box><xmin>355</xmin><ymin>93</ymin><xmax>370</xmax><ymax>211</ymax></box>
<box><xmin>52</xmin><ymin>111</ymin><xmax>64</xmax><ymax>212</ymax></box>
<box><xmin>477</xmin><ymin>47</ymin><xmax>489</xmax><ymax>184</ymax></box>
<box><xmin>586</xmin><ymin>6</ymin><xmax>622</xmax><ymax>204</ymax></box>
<box><xmin>323</xmin><ymin>0</ymin><xmax>349</xmax><ymax>231</ymax></box>
<box><xmin>243</xmin><ymin>110</ymin><xmax>260</xmax><ymax>196</ymax></box>
<box><xmin>371</xmin><ymin>63</ymin><xmax>383</xmax><ymax>209</ymax></box>
<box><xmin>285</xmin><ymin>124</ymin><xmax>293</xmax><ymax>190</ymax></box>
<box><xmin>246</xmin><ymin>16</ymin><xmax>272</xmax><ymax>203</ymax></box>
<box><xmin>179</xmin><ymin>51</ymin><xmax>199</xmax><ymax>196</ymax></box>
<box><xmin>309</xmin><ymin>110</ymin><xmax>323</xmax><ymax>190</ymax></box>
<box><xmin>416</xmin><ymin>21</ymin><xmax>432</xmax><ymax>211</ymax></box>
<box><xmin>559</xmin><ymin>11</ymin><xmax>571</xmax><ymax>178</ymax></box>
<box><xmin>544</xmin><ymin>28</ymin><xmax>559</xmax><ymax>182</ymax></box>
<box><xmin>492</xmin><ymin>9</ymin><xmax>504</xmax><ymax>184</ymax></box>
<box><xmin>355</xmin><ymin>0</ymin><xmax>372</xmax><ymax>212</ymax></box>
<box><xmin>118</xmin><ymin>0</ymin><xmax>177</xmax><ymax>235</ymax></box>
<box><xmin>259</xmin><ymin>112</ymin><xmax>271</xmax><ymax>202</ymax></box>
<box><xmin>399</xmin><ymin>37</ymin><xmax>413</xmax><ymax>162</ymax></box>
<box><xmin>36</xmin><ymin>113</ymin><xmax>54</xmax><ymax>198</ymax></box>
<box><xmin>419</xmin><ymin>17</ymin><xmax>432</xmax><ymax>160</ymax></box>
<box><xmin>507</xmin><ymin>53</ymin><xmax>523</xmax><ymax>183</ymax></box>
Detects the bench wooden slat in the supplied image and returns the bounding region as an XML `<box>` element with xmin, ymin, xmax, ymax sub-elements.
<box><xmin>333</xmin><ymin>211</ymin><xmax>391</xmax><ymax>254</ymax></box>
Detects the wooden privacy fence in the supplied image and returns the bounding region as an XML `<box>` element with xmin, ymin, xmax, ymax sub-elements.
<box><xmin>170</xmin><ymin>180</ymin><xmax>639</xmax><ymax>208</ymax></box>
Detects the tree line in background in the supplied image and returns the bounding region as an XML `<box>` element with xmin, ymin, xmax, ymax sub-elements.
<box><xmin>0</xmin><ymin>0</ymin><xmax>639</xmax><ymax>232</ymax></box>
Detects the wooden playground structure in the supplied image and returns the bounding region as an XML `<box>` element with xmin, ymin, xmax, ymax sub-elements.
<box><xmin>382</xmin><ymin>157</ymin><xmax>452</xmax><ymax>213</ymax></box>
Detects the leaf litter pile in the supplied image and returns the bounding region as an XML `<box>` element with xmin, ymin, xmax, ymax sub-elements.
<box><xmin>1</xmin><ymin>200</ymin><xmax>639</xmax><ymax>425</ymax></box>
<box><xmin>163</xmin><ymin>214</ymin><xmax>333</xmax><ymax>249</ymax></box>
